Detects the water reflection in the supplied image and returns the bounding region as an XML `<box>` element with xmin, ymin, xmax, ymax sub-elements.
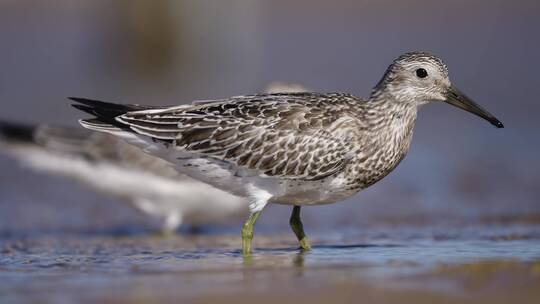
<box><xmin>1</xmin><ymin>225</ymin><xmax>539</xmax><ymax>302</ymax></box>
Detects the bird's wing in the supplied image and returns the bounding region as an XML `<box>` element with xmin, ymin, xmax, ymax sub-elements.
<box><xmin>116</xmin><ymin>93</ymin><xmax>363</xmax><ymax>180</ymax></box>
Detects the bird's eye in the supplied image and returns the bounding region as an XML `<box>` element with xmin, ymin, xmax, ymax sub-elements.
<box><xmin>415</xmin><ymin>68</ymin><xmax>428</xmax><ymax>78</ymax></box>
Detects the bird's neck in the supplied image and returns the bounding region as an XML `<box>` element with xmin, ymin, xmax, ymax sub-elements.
<box><xmin>345</xmin><ymin>98</ymin><xmax>418</xmax><ymax>189</ymax></box>
<box><xmin>363</xmin><ymin>95</ymin><xmax>418</xmax><ymax>131</ymax></box>
<box><xmin>361</xmin><ymin>97</ymin><xmax>418</xmax><ymax>161</ymax></box>
<box><xmin>342</xmin><ymin>98</ymin><xmax>418</xmax><ymax>190</ymax></box>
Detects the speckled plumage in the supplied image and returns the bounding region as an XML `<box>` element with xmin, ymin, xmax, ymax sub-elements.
<box><xmin>71</xmin><ymin>51</ymin><xmax>503</xmax><ymax>253</ymax></box>
<box><xmin>76</xmin><ymin>92</ymin><xmax>417</xmax><ymax>207</ymax></box>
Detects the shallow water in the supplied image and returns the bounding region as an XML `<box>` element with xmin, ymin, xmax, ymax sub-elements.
<box><xmin>1</xmin><ymin>224</ymin><xmax>539</xmax><ymax>303</ymax></box>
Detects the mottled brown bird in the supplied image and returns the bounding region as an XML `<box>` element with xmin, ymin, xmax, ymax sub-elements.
<box><xmin>71</xmin><ymin>52</ymin><xmax>503</xmax><ymax>255</ymax></box>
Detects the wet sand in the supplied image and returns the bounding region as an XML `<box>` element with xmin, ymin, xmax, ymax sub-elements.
<box><xmin>1</xmin><ymin>224</ymin><xmax>539</xmax><ymax>304</ymax></box>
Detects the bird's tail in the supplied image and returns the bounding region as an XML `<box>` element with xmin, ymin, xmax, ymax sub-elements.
<box><xmin>69</xmin><ymin>97</ymin><xmax>157</xmax><ymax>132</ymax></box>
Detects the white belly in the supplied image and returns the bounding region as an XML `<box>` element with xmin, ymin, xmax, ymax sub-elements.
<box><xmin>175</xmin><ymin>156</ymin><xmax>358</xmax><ymax>207</ymax></box>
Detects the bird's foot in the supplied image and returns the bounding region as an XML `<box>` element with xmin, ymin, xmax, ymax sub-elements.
<box><xmin>298</xmin><ymin>237</ymin><xmax>312</xmax><ymax>251</ymax></box>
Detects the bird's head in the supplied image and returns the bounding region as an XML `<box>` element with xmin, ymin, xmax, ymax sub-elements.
<box><xmin>371</xmin><ymin>52</ymin><xmax>503</xmax><ymax>128</ymax></box>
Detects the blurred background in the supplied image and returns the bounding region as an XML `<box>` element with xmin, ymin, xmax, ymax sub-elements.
<box><xmin>0</xmin><ymin>0</ymin><xmax>539</xmax><ymax>235</ymax></box>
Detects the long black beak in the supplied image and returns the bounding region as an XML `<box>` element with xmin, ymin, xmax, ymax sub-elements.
<box><xmin>444</xmin><ymin>86</ymin><xmax>504</xmax><ymax>128</ymax></box>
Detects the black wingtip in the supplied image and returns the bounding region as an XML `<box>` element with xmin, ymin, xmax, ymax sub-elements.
<box><xmin>69</xmin><ymin>96</ymin><xmax>158</xmax><ymax>131</ymax></box>
<box><xmin>68</xmin><ymin>97</ymin><xmax>155</xmax><ymax>112</ymax></box>
<box><xmin>68</xmin><ymin>97</ymin><xmax>101</xmax><ymax>105</ymax></box>
<box><xmin>71</xmin><ymin>104</ymin><xmax>87</xmax><ymax>110</ymax></box>
<box><xmin>71</xmin><ymin>104</ymin><xmax>97</xmax><ymax>116</ymax></box>
<box><xmin>68</xmin><ymin>97</ymin><xmax>124</xmax><ymax>110</ymax></box>
<box><xmin>68</xmin><ymin>97</ymin><xmax>96</xmax><ymax>102</ymax></box>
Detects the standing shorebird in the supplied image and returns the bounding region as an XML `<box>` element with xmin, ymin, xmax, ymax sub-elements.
<box><xmin>71</xmin><ymin>52</ymin><xmax>503</xmax><ymax>255</ymax></box>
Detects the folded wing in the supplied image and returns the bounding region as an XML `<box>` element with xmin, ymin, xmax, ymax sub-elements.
<box><xmin>72</xmin><ymin>93</ymin><xmax>362</xmax><ymax>181</ymax></box>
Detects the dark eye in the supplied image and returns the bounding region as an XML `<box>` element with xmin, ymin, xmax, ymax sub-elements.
<box><xmin>416</xmin><ymin>68</ymin><xmax>428</xmax><ymax>78</ymax></box>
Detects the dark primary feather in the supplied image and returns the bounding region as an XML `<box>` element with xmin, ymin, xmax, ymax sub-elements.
<box><xmin>113</xmin><ymin>93</ymin><xmax>364</xmax><ymax>180</ymax></box>
<box><xmin>69</xmin><ymin>97</ymin><xmax>159</xmax><ymax>130</ymax></box>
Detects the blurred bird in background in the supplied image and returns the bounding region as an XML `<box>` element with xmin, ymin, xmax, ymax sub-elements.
<box><xmin>0</xmin><ymin>84</ymin><xmax>307</xmax><ymax>234</ymax></box>
<box><xmin>0</xmin><ymin>120</ymin><xmax>246</xmax><ymax>234</ymax></box>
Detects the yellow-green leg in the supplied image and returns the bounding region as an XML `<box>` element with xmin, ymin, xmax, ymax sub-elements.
<box><xmin>241</xmin><ymin>211</ymin><xmax>261</xmax><ymax>256</ymax></box>
<box><xmin>290</xmin><ymin>206</ymin><xmax>311</xmax><ymax>251</ymax></box>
